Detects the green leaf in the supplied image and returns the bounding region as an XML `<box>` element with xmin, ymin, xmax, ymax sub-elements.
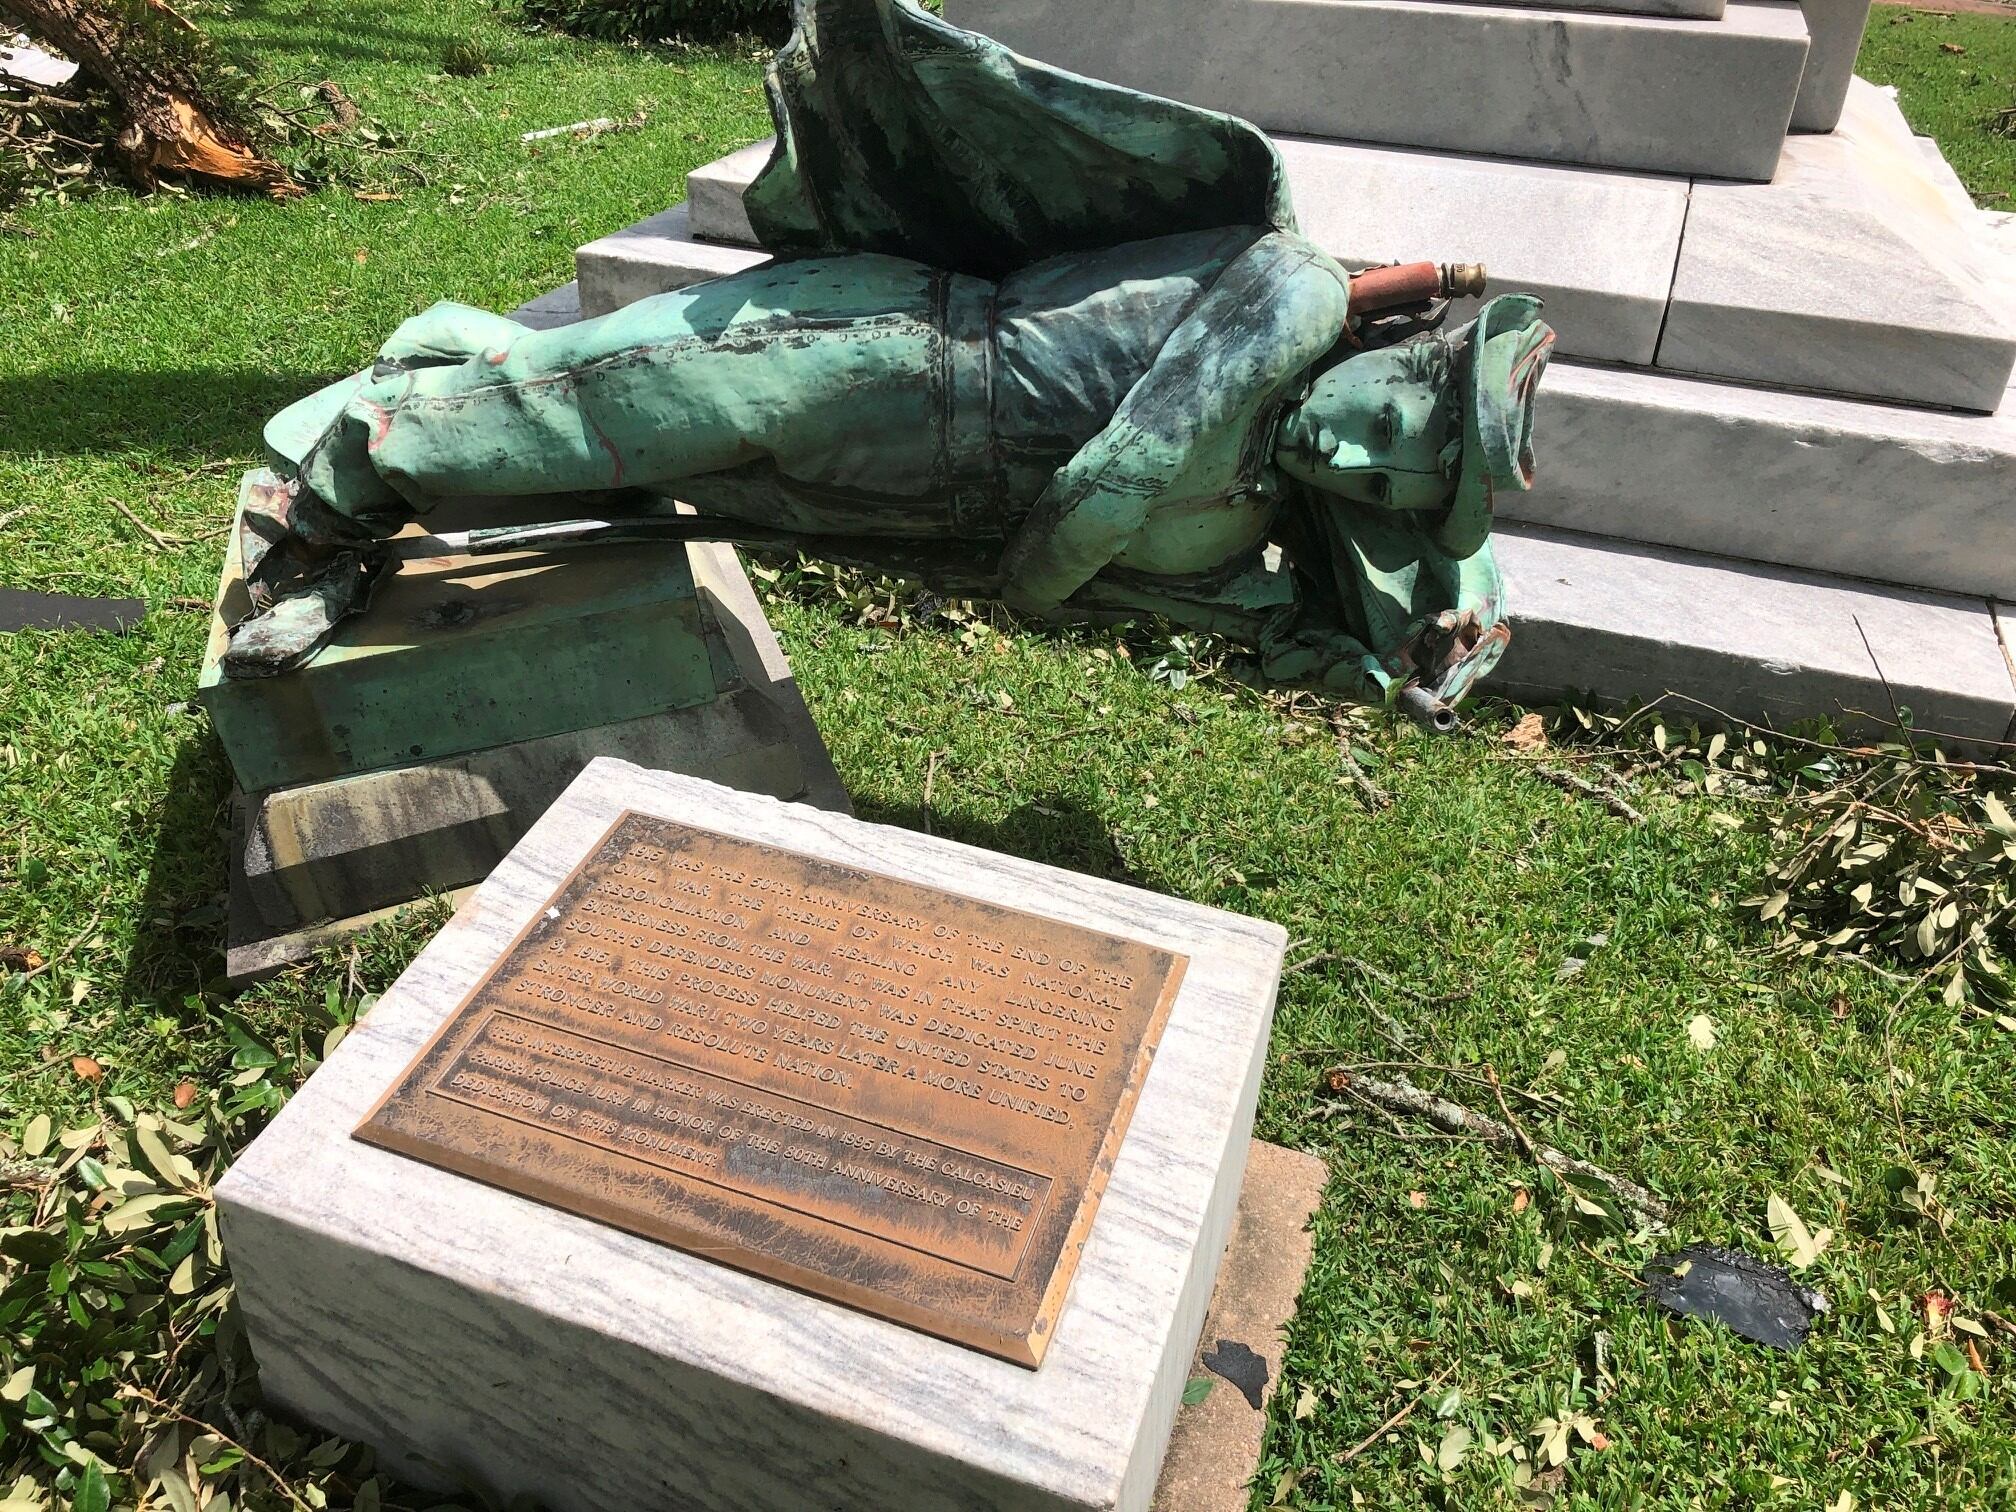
<box><xmin>72</xmin><ymin>1461</ymin><xmax>110</xmax><ymax>1512</ymax></box>
<box><xmin>21</xmin><ymin>1115</ymin><xmax>51</xmax><ymax>1159</ymax></box>
<box><xmin>1182</xmin><ymin>1377</ymin><xmax>1215</xmax><ymax>1405</ymax></box>
<box><xmin>101</xmin><ymin>1193</ymin><xmax>194</xmax><ymax>1235</ymax></box>
<box><xmin>0</xmin><ymin>1365</ymin><xmax>32</xmax><ymax>1403</ymax></box>
<box><xmin>0</xmin><ymin>1227</ymin><xmax>64</xmax><ymax>1265</ymax></box>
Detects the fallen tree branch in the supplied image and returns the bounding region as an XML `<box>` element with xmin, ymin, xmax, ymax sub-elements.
<box><xmin>1331</xmin><ymin>716</ymin><xmax>1391</xmax><ymax>809</ymax></box>
<box><xmin>1534</xmin><ymin>764</ymin><xmax>1644</xmax><ymax>824</ymax></box>
<box><xmin>1334</xmin><ymin>1364</ymin><xmax>1456</xmax><ymax>1466</ymax></box>
<box><xmin>108</xmin><ymin>495</ymin><xmax>185</xmax><ymax>549</ymax></box>
<box><xmin>1324</xmin><ymin>1068</ymin><xmax>1672</xmax><ymax>1225</ymax></box>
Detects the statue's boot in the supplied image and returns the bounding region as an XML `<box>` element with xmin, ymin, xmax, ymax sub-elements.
<box><xmin>222</xmin><ymin>480</ymin><xmax>390</xmax><ymax>678</ymax></box>
<box><xmin>223</xmin><ymin>538</ymin><xmax>386</xmax><ymax>678</ymax></box>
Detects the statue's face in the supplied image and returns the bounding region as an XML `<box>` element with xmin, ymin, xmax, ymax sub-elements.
<box><xmin>1274</xmin><ymin>344</ymin><xmax>1458</xmax><ymax>512</ymax></box>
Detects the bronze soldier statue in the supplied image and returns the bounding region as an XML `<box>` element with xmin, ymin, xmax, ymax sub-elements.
<box><xmin>226</xmin><ymin>0</ymin><xmax>1553</xmax><ymax>728</ymax></box>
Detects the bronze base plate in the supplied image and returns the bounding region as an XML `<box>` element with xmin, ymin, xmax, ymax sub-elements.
<box><xmin>358</xmin><ymin>811</ymin><xmax>1186</xmax><ymax>1366</ymax></box>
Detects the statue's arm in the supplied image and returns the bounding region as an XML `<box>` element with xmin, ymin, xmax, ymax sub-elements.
<box><xmin>997</xmin><ymin>236</ymin><xmax>1350</xmax><ymax>615</ymax></box>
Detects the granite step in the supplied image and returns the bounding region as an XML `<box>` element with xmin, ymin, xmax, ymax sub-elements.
<box><xmin>946</xmin><ymin>0</ymin><xmax>1811</xmax><ymax>182</ymax></box>
<box><xmin>1493</xmin><ymin>524</ymin><xmax>2016</xmax><ymax>747</ymax></box>
<box><xmin>1657</xmin><ymin>80</ymin><xmax>2015</xmax><ymax>414</ymax></box>
<box><xmin>674</xmin><ymin>82</ymin><xmax>2016</xmax><ymax>411</ymax></box>
<box><xmin>1517</xmin><ymin>357</ymin><xmax>2016</xmax><ymax>602</ymax></box>
<box><xmin>1420</xmin><ymin>0</ymin><xmax>1723</xmax><ymax>17</ymax></box>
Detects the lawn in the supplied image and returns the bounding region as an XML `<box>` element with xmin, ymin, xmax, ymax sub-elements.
<box><xmin>1860</xmin><ymin>5</ymin><xmax>2016</xmax><ymax>206</ymax></box>
<box><xmin>2</xmin><ymin>3</ymin><xmax>2014</xmax><ymax>1510</ymax></box>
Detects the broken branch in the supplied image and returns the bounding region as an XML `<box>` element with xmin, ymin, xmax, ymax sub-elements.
<box><xmin>1325</xmin><ymin>1068</ymin><xmax>1672</xmax><ymax>1225</ymax></box>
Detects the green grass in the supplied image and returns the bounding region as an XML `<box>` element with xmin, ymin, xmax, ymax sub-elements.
<box><xmin>1859</xmin><ymin>5</ymin><xmax>2016</xmax><ymax>205</ymax></box>
<box><xmin>2</xmin><ymin>4</ymin><xmax>2015</xmax><ymax>1509</ymax></box>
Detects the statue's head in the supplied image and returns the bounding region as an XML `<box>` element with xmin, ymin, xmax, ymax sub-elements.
<box><xmin>1275</xmin><ymin>294</ymin><xmax>1553</xmax><ymax>558</ymax></box>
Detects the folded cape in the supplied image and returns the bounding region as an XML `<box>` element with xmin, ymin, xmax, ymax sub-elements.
<box><xmin>744</xmin><ymin>0</ymin><xmax>1295</xmax><ymax>280</ymax></box>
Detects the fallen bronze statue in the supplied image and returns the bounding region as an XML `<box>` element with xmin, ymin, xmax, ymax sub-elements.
<box><xmin>223</xmin><ymin>0</ymin><xmax>1554</xmax><ymax>728</ymax></box>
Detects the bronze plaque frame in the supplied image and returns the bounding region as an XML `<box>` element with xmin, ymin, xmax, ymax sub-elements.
<box><xmin>357</xmin><ymin>811</ymin><xmax>1187</xmax><ymax>1365</ymax></box>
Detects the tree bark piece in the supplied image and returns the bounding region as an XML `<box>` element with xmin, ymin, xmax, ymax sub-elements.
<box><xmin>0</xmin><ymin>0</ymin><xmax>300</xmax><ymax>195</ymax></box>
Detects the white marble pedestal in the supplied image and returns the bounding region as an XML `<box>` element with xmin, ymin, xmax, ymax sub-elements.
<box><xmin>217</xmin><ymin>761</ymin><xmax>1287</xmax><ymax>1512</ymax></box>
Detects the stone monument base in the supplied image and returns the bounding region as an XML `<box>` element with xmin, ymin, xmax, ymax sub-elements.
<box><xmin>201</xmin><ymin>492</ymin><xmax>846</xmax><ymax>981</ymax></box>
<box><xmin>218</xmin><ymin>763</ymin><xmax>1291</xmax><ymax>1512</ymax></box>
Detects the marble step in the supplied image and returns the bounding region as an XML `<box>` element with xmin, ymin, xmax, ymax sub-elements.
<box><xmin>1514</xmin><ymin>357</ymin><xmax>2016</xmax><ymax>602</ymax></box>
<box><xmin>1423</xmin><ymin>0</ymin><xmax>1721</xmax><ymax>14</ymax></box>
<box><xmin>945</xmin><ymin>0</ymin><xmax>1811</xmax><ymax>182</ymax></box>
<box><xmin>676</xmin><ymin>84</ymin><xmax>2016</xmax><ymax>410</ymax></box>
<box><xmin>1493</xmin><ymin>524</ymin><xmax>2015</xmax><ymax>748</ymax></box>
<box><xmin>1657</xmin><ymin>80</ymin><xmax>2015</xmax><ymax>414</ymax></box>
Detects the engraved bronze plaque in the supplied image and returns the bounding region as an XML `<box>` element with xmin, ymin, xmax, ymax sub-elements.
<box><xmin>357</xmin><ymin>811</ymin><xmax>1187</xmax><ymax>1365</ymax></box>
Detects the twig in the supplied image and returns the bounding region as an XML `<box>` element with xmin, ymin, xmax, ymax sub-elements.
<box><xmin>1326</xmin><ymin>1069</ymin><xmax>1672</xmax><ymax>1224</ymax></box>
<box><xmin>18</xmin><ymin>909</ymin><xmax>101</xmax><ymax>984</ymax></box>
<box><xmin>1853</xmin><ymin>614</ymin><xmax>1910</xmax><ymax>738</ymax></box>
<box><xmin>1533</xmin><ymin>764</ymin><xmax>1644</xmax><ymax>824</ymax></box>
<box><xmin>121</xmin><ymin>1387</ymin><xmax>317</xmax><ymax>1512</ymax></box>
<box><xmin>1331</xmin><ymin>717</ymin><xmax>1391</xmax><ymax>809</ymax></box>
<box><xmin>921</xmin><ymin>748</ymin><xmax>947</xmax><ymax>835</ymax></box>
<box><xmin>108</xmin><ymin>497</ymin><xmax>186</xmax><ymax>550</ymax></box>
<box><xmin>1334</xmin><ymin>1364</ymin><xmax>1456</xmax><ymax>1466</ymax></box>
<box><xmin>1658</xmin><ymin>691</ymin><xmax>2016</xmax><ymax>772</ymax></box>
<box><xmin>0</xmin><ymin>1156</ymin><xmax>53</xmax><ymax>1190</ymax></box>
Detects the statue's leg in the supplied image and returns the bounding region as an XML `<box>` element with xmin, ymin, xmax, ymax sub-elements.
<box><xmin>226</xmin><ymin>256</ymin><xmax>945</xmax><ymax>675</ymax></box>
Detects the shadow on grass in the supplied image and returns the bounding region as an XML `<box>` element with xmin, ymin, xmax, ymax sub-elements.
<box><xmin>850</xmin><ymin>795</ymin><xmax>1142</xmax><ymax>888</ymax></box>
<box><xmin>120</xmin><ymin>727</ymin><xmax>235</xmax><ymax>1009</ymax></box>
<box><xmin>0</xmin><ymin>370</ymin><xmax>346</xmax><ymax>459</ymax></box>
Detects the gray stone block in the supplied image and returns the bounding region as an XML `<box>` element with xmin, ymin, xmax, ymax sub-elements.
<box><xmin>1494</xmin><ymin>524</ymin><xmax>2016</xmax><ymax>745</ymax></box>
<box><xmin>1512</xmin><ymin>360</ymin><xmax>2016</xmax><ymax>601</ymax></box>
<box><xmin>687</xmin><ymin>133</ymin><xmax>1689</xmax><ymax>366</ymax></box>
<box><xmin>949</xmin><ymin>0</ymin><xmax>1809</xmax><ymax>181</ymax></box>
<box><xmin>1659</xmin><ymin>84</ymin><xmax>2015</xmax><ymax>411</ymax></box>
<box><xmin>1789</xmin><ymin>0</ymin><xmax>1873</xmax><ymax>131</ymax></box>
<box><xmin>218</xmin><ymin>762</ymin><xmax>1288</xmax><ymax>1512</ymax></box>
<box><xmin>576</xmin><ymin>202</ymin><xmax>765</xmax><ymax>316</ymax></box>
<box><xmin>1424</xmin><ymin>0</ymin><xmax>1724</xmax><ymax>15</ymax></box>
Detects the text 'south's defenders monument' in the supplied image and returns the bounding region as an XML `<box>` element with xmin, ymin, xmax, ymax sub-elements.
<box><xmin>357</xmin><ymin>812</ymin><xmax>1185</xmax><ymax>1365</ymax></box>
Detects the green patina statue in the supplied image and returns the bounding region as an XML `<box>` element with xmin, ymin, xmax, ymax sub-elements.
<box><xmin>225</xmin><ymin>0</ymin><xmax>1554</xmax><ymax>726</ymax></box>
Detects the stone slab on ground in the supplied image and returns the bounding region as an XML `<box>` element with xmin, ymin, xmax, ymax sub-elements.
<box><xmin>1494</xmin><ymin>524</ymin><xmax>2016</xmax><ymax>745</ymax></box>
<box><xmin>1659</xmin><ymin>81</ymin><xmax>2015</xmax><ymax>411</ymax></box>
<box><xmin>220</xmin><ymin>535</ymin><xmax>847</xmax><ymax>983</ymax></box>
<box><xmin>684</xmin><ymin>133</ymin><xmax>1691</xmax><ymax>366</ymax></box>
<box><xmin>218</xmin><ymin>762</ymin><xmax>1288</xmax><ymax>1512</ymax></box>
<box><xmin>1789</xmin><ymin>0</ymin><xmax>1874</xmax><ymax>129</ymax></box>
<box><xmin>576</xmin><ymin>202</ymin><xmax>764</xmax><ymax>316</ymax></box>
<box><xmin>1154</xmin><ymin>1142</ymin><xmax>1327</xmax><ymax>1512</ymax></box>
<box><xmin>1511</xmin><ymin>359</ymin><xmax>2016</xmax><ymax>601</ymax></box>
<box><xmin>949</xmin><ymin>0</ymin><xmax>1810</xmax><ymax>181</ymax></box>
